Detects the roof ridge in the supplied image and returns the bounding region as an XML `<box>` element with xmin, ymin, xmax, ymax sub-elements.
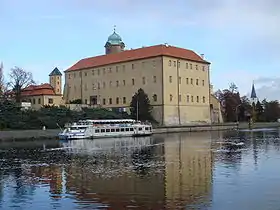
<box><xmin>66</xmin><ymin>44</ymin><xmax>210</xmax><ymax>72</ymax></box>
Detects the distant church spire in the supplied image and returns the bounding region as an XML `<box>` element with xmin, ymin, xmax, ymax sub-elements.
<box><xmin>250</xmin><ymin>81</ymin><xmax>257</xmax><ymax>99</ymax></box>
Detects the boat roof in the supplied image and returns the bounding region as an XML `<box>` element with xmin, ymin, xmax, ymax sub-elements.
<box><xmin>79</xmin><ymin>119</ymin><xmax>136</xmax><ymax>123</ymax></box>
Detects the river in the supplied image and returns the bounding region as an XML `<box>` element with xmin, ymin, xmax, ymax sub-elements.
<box><xmin>0</xmin><ymin>129</ymin><xmax>280</xmax><ymax>210</ymax></box>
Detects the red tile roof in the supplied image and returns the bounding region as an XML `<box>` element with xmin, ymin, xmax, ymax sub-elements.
<box><xmin>66</xmin><ymin>44</ymin><xmax>210</xmax><ymax>72</ymax></box>
<box><xmin>21</xmin><ymin>83</ymin><xmax>56</xmax><ymax>96</ymax></box>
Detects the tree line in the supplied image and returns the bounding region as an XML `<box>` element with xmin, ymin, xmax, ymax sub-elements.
<box><xmin>215</xmin><ymin>83</ymin><xmax>280</xmax><ymax>122</ymax></box>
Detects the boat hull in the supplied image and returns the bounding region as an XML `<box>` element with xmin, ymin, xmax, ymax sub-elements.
<box><xmin>59</xmin><ymin>132</ymin><xmax>153</xmax><ymax>140</ymax></box>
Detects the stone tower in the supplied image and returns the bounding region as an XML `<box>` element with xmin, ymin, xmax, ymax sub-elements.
<box><xmin>104</xmin><ymin>27</ymin><xmax>125</xmax><ymax>55</ymax></box>
<box><xmin>49</xmin><ymin>67</ymin><xmax>62</xmax><ymax>95</ymax></box>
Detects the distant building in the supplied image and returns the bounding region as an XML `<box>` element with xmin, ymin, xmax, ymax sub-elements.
<box><xmin>64</xmin><ymin>29</ymin><xmax>216</xmax><ymax>125</ymax></box>
<box><xmin>7</xmin><ymin>68</ymin><xmax>64</xmax><ymax>109</ymax></box>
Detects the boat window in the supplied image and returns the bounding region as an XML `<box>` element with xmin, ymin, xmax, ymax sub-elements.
<box><xmin>95</xmin><ymin>129</ymin><xmax>100</xmax><ymax>133</ymax></box>
<box><xmin>130</xmin><ymin>128</ymin><xmax>134</xmax><ymax>131</ymax></box>
<box><xmin>101</xmin><ymin>129</ymin><xmax>105</xmax><ymax>133</ymax></box>
<box><xmin>145</xmin><ymin>127</ymin><xmax>149</xmax><ymax>130</ymax></box>
<box><xmin>125</xmin><ymin>128</ymin><xmax>129</xmax><ymax>131</ymax></box>
<box><xmin>116</xmin><ymin>128</ymin><xmax>120</xmax><ymax>132</ymax></box>
<box><xmin>139</xmin><ymin>127</ymin><xmax>142</xmax><ymax>131</ymax></box>
<box><xmin>106</xmin><ymin>129</ymin><xmax>110</xmax><ymax>132</ymax></box>
<box><xmin>121</xmin><ymin>128</ymin><xmax>125</xmax><ymax>132</ymax></box>
<box><xmin>111</xmin><ymin>129</ymin><xmax>115</xmax><ymax>132</ymax></box>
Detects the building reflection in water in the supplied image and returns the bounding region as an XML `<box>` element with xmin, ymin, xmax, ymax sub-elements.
<box><xmin>164</xmin><ymin>132</ymin><xmax>214</xmax><ymax>209</ymax></box>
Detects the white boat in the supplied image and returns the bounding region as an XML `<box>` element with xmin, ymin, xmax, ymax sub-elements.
<box><xmin>58</xmin><ymin>119</ymin><xmax>153</xmax><ymax>140</ymax></box>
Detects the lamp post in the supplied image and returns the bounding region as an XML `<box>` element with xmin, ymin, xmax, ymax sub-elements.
<box><xmin>235</xmin><ymin>104</ymin><xmax>241</xmax><ymax>123</ymax></box>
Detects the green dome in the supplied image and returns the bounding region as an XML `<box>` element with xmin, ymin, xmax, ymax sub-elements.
<box><xmin>107</xmin><ymin>31</ymin><xmax>123</xmax><ymax>45</ymax></box>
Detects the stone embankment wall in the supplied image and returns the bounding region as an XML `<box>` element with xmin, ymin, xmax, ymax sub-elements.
<box><xmin>0</xmin><ymin>122</ymin><xmax>279</xmax><ymax>142</ymax></box>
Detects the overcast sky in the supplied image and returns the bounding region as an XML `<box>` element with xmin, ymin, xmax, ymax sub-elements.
<box><xmin>0</xmin><ymin>0</ymin><xmax>279</xmax><ymax>100</ymax></box>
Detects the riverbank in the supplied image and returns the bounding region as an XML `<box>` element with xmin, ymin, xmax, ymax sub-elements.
<box><xmin>0</xmin><ymin>122</ymin><xmax>280</xmax><ymax>142</ymax></box>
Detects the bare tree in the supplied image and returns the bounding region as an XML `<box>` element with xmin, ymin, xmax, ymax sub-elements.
<box><xmin>8</xmin><ymin>67</ymin><xmax>35</xmax><ymax>103</ymax></box>
<box><xmin>229</xmin><ymin>82</ymin><xmax>238</xmax><ymax>93</ymax></box>
<box><xmin>0</xmin><ymin>62</ymin><xmax>4</xmax><ymax>96</ymax></box>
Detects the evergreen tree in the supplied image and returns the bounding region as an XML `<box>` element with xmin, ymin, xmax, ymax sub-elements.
<box><xmin>130</xmin><ymin>88</ymin><xmax>154</xmax><ymax>122</ymax></box>
<box><xmin>255</xmin><ymin>100</ymin><xmax>264</xmax><ymax>122</ymax></box>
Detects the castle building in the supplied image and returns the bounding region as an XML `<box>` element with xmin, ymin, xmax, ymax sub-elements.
<box><xmin>20</xmin><ymin>67</ymin><xmax>64</xmax><ymax>109</ymax></box>
<box><xmin>64</xmin><ymin>29</ymin><xmax>214</xmax><ymax>125</ymax></box>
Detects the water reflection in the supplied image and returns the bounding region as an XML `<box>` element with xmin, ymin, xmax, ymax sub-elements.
<box><xmin>0</xmin><ymin>130</ymin><xmax>280</xmax><ymax>209</ymax></box>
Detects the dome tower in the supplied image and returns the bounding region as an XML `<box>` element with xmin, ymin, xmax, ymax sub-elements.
<box><xmin>104</xmin><ymin>26</ymin><xmax>125</xmax><ymax>55</ymax></box>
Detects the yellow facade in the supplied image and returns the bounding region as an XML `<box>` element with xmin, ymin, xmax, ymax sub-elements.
<box><xmin>49</xmin><ymin>75</ymin><xmax>62</xmax><ymax>95</ymax></box>
<box><xmin>23</xmin><ymin>95</ymin><xmax>64</xmax><ymax>110</ymax></box>
<box><xmin>64</xmin><ymin>55</ymin><xmax>211</xmax><ymax>125</ymax></box>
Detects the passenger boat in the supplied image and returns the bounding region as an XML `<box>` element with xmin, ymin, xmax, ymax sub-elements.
<box><xmin>58</xmin><ymin>119</ymin><xmax>153</xmax><ymax>140</ymax></box>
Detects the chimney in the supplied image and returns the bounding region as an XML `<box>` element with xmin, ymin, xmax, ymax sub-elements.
<box><xmin>201</xmin><ymin>54</ymin><xmax>205</xmax><ymax>59</ymax></box>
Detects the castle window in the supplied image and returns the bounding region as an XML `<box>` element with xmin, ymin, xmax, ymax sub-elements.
<box><xmin>186</xmin><ymin>63</ymin><xmax>188</xmax><ymax>69</ymax></box>
<box><xmin>168</xmin><ymin>60</ymin><xmax>171</xmax><ymax>66</ymax></box>
<box><xmin>97</xmin><ymin>69</ymin><xmax>100</xmax><ymax>75</ymax></box>
<box><xmin>191</xmin><ymin>78</ymin><xmax>193</xmax><ymax>85</ymax></box>
<box><xmin>68</xmin><ymin>74</ymin><xmax>71</xmax><ymax>79</ymax></box>
<box><xmin>202</xmin><ymin>80</ymin><xmax>205</xmax><ymax>86</ymax></box>
<box><xmin>48</xmin><ymin>98</ymin><xmax>53</xmax><ymax>104</ymax></box>
<box><xmin>196</xmin><ymin>65</ymin><xmax>198</xmax><ymax>70</ymax></box>
<box><xmin>103</xmin><ymin>98</ymin><xmax>106</xmax><ymax>105</ymax></box>
<box><xmin>196</xmin><ymin>79</ymin><xmax>199</xmax><ymax>85</ymax></box>
<box><xmin>85</xmin><ymin>99</ymin><xmax>87</xmax><ymax>104</ymax></box>
<box><xmin>123</xmin><ymin>80</ymin><xmax>126</xmax><ymax>86</ymax></box>
<box><xmin>57</xmin><ymin>81</ymin><xmax>59</xmax><ymax>85</ymax></box>
<box><xmin>33</xmin><ymin>99</ymin><xmax>35</xmax><ymax>104</ymax></box>
<box><xmin>103</xmin><ymin>68</ymin><xmax>106</xmax><ymax>74</ymax></box>
<box><xmin>142</xmin><ymin>77</ymin><xmax>146</xmax><ymax>85</ymax></box>
<box><xmin>197</xmin><ymin>96</ymin><xmax>199</xmax><ymax>102</ymax></box>
<box><xmin>186</xmin><ymin>78</ymin><xmax>189</xmax><ymax>84</ymax></box>
<box><xmin>84</xmin><ymin>72</ymin><xmax>87</xmax><ymax>76</ymax></box>
<box><xmin>116</xmin><ymin>97</ymin><xmax>119</xmax><ymax>104</ymax></box>
<box><xmin>132</xmin><ymin>64</ymin><xmax>134</xmax><ymax>69</ymax></box>
<box><xmin>123</xmin><ymin>97</ymin><xmax>126</xmax><ymax>104</ymax></box>
<box><xmin>92</xmin><ymin>70</ymin><xmax>94</xmax><ymax>75</ymax></box>
<box><xmin>203</xmin><ymin>96</ymin><xmax>206</xmax><ymax>103</ymax></box>
<box><xmin>190</xmin><ymin>64</ymin><xmax>192</xmax><ymax>69</ymax></box>
<box><xmin>187</xmin><ymin>95</ymin><xmax>189</xmax><ymax>102</ymax></box>
<box><xmin>170</xmin><ymin>94</ymin><xmax>173</xmax><ymax>101</ymax></box>
<box><xmin>122</xmin><ymin>65</ymin><xmax>125</xmax><ymax>71</ymax></box>
<box><xmin>116</xmin><ymin>81</ymin><xmax>119</xmax><ymax>87</ymax></box>
<box><xmin>202</xmin><ymin>66</ymin><xmax>205</xmax><ymax>71</ymax></box>
<box><xmin>132</xmin><ymin>78</ymin><xmax>135</xmax><ymax>85</ymax></box>
<box><xmin>109</xmin><ymin>98</ymin><xmax>112</xmax><ymax>104</ymax></box>
<box><xmin>179</xmin><ymin>77</ymin><xmax>181</xmax><ymax>84</ymax></box>
<box><xmin>191</xmin><ymin>96</ymin><xmax>193</xmax><ymax>102</ymax></box>
<box><xmin>178</xmin><ymin>61</ymin><xmax>180</xmax><ymax>68</ymax></box>
<box><xmin>109</xmin><ymin>67</ymin><xmax>112</xmax><ymax>73</ymax></box>
<box><xmin>116</xmin><ymin>66</ymin><xmax>119</xmax><ymax>72</ymax></box>
<box><xmin>153</xmin><ymin>60</ymin><xmax>156</xmax><ymax>67</ymax></box>
<box><xmin>169</xmin><ymin>76</ymin><xmax>172</xmax><ymax>83</ymax></box>
<box><xmin>153</xmin><ymin>94</ymin><xmax>157</xmax><ymax>102</ymax></box>
<box><xmin>173</xmin><ymin>61</ymin><xmax>176</xmax><ymax>67</ymax></box>
<box><xmin>97</xmin><ymin>83</ymin><xmax>100</xmax><ymax>89</ymax></box>
<box><xmin>153</xmin><ymin>76</ymin><xmax>156</xmax><ymax>83</ymax></box>
<box><xmin>38</xmin><ymin>98</ymin><xmax>41</xmax><ymax>104</ymax></box>
<box><xmin>103</xmin><ymin>82</ymin><xmax>106</xmax><ymax>88</ymax></box>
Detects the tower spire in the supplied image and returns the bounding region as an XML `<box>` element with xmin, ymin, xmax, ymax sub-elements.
<box><xmin>113</xmin><ymin>25</ymin><xmax>116</xmax><ymax>33</ymax></box>
<box><xmin>250</xmin><ymin>81</ymin><xmax>257</xmax><ymax>99</ymax></box>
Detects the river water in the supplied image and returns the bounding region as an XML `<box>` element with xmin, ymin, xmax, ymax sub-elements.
<box><xmin>0</xmin><ymin>129</ymin><xmax>280</xmax><ymax>210</ymax></box>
